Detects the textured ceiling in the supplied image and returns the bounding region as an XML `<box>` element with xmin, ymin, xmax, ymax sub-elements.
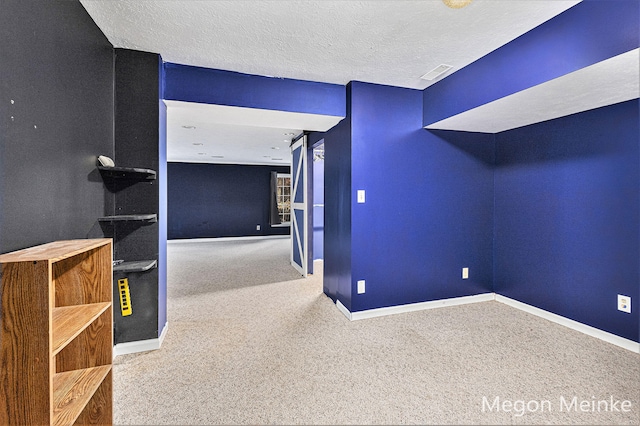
<box><xmin>79</xmin><ymin>0</ymin><xmax>582</xmax><ymax>164</ymax></box>
<box><xmin>80</xmin><ymin>0</ymin><xmax>579</xmax><ymax>89</ymax></box>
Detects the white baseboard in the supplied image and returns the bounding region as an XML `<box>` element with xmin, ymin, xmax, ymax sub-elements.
<box><xmin>158</xmin><ymin>321</ymin><xmax>169</xmax><ymax>345</ymax></box>
<box><xmin>113</xmin><ymin>322</ymin><xmax>169</xmax><ymax>357</ymax></box>
<box><xmin>336</xmin><ymin>293</ymin><xmax>495</xmax><ymax>321</ymax></box>
<box><xmin>168</xmin><ymin>235</ymin><xmax>289</xmax><ymax>244</ymax></box>
<box><xmin>495</xmin><ymin>295</ymin><xmax>640</xmax><ymax>354</ymax></box>
<box><xmin>335</xmin><ymin>293</ymin><xmax>639</xmax><ymax>353</ymax></box>
<box><xmin>336</xmin><ymin>299</ymin><xmax>352</xmax><ymax>320</ymax></box>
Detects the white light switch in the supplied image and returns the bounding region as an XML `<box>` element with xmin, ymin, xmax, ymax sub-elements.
<box><xmin>357</xmin><ymin>280</ymin><xmax>366</xmax><ymax>294</ymax></box>
<box><xmin>618</xmin><ymin>294</ymin><xmax>631</xmax><ymax>313</ymax></box>
<box><xmin>357</xmin><ymin>190</ymin><xmax>366</xmax><ymax>203</ymax></box>
<box><xmin>462</xmin><ymin>267</ymin><xmax>469</xmax><ymax>279</ymax></box>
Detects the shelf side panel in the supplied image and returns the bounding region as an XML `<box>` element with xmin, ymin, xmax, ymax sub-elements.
<box><xmin>54</xmin><ymin>244</ymin><xmax>112</xmax><ymax>306</ymax></box>
<box><xmin>56</xmin><ymin>308</ymin><xmax>113</xmax><ymax>372</ymax></box>
<box><xmin>0</xmin><ymin>261</ymin><xmax>52</xmax><ymax>425</ymax></box>
<box><xmin>74</xmin><ymin>369</ymin><xmax>112</xmax><ymax>425</ymax></box>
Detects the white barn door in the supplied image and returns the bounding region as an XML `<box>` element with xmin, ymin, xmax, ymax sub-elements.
<box><xmin>290</xmin><ymin>135</ymin><xmax>307</xmax><ymax>276</ymax></box>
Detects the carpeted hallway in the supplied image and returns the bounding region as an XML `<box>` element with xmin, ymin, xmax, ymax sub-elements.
<box><xmin>113</xmin><ymin>237</ymin><xmax>639</xmax><ymax>425</ymax></box>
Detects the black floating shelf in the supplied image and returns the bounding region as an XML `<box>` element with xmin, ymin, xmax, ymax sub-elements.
<box><xmin>113</xmin><ymin>259</ymin><xmax>157</xmax><ymax>273</ymax></box>
<box><xmin>98</xmin><ymin>214</ymin><xmax>157</xmax><ymax>223</ymax></box>
<box><xmin>97</xmin><ymin>166</ymin><xmax>156</xmax><ymax>180</ymax></box>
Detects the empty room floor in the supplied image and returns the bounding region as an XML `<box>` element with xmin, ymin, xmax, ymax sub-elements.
<box><xmin>113</xmin><ymin>238</ymin><xmax>639</xmax><ymax>425</ymax></box>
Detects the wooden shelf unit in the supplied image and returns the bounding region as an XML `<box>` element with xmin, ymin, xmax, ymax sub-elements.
<box><xmin>0</xmin><ymin>238</ymin><xmax>113</xmax><ymax>425</ymax></box>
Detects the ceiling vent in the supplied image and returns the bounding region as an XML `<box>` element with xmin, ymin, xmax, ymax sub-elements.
<box><xmin>421</xmin><ymin>64</ymin><xmax>453</xmax><ymax>81</ymax></box>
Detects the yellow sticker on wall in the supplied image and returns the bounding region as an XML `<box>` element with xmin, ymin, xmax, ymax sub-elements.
<box><xmin>118</xmin><ymin>278</ymin><xmax>132</xmax><ymax>316</ymax></box>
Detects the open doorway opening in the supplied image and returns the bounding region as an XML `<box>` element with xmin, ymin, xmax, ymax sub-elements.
<box><xmin>166</xmin><ymin>102</ymin><xmax>340</xmax><ymax>282</ymax></box>
<box><xmin>312</xmin><ymin>142</ymin><xmax>325</xmax><ymax>262</ymax></box>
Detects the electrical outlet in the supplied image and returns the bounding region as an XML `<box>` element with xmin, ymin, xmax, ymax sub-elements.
<box><xmin>357</xmin><ymin>190</ymin><xmax>366</xmax><ymax>203</ymax></box>
<box><xmin>256</xmin><ymin>225</ymin><xmax>261</xmax><ymax>231</ymax></box>
<box><xmin>462</xmin><ymin>267</ymin><xmax>469</xmax><ymax>279</ymax></box>
<box><xmin>618</xmin><ymin>294</ymin><xmax>631</xmax><ymax>313</ymax></box>
<box><xmin>357</xmin><ymin>280</ymin><xmax>366</xmax><ymax>294</ymax></box>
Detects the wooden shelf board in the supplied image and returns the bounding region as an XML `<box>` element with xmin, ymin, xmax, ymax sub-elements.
<box><xmin>0</xmin><ymin>239</ymin><xmax>111</xmax><ymax>263</ymax></box>
<box><xmin>52</xmin><ymin>365</ymin><xmax>111</xmax><ymax>426</ymax></box>
<box><xmin>52</xmin><ymin>303</ymin><xmax>111</xmax><ymax>356</ymax></box>
<box><xmin>113</xmin><ymin>259</ymin><xmax>157</xmax><ymax>273</ymax></box>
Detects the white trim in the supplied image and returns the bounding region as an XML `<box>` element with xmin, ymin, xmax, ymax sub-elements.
<box><xmin>270</xmin><ymin>223</ymin><xmax>291</xmax><ymax>228</ymax></box>
<box><xmin>158</xmin><ymin>321</ymin><xmax>169</xmax><ymax>345</ymax></box>
<box><xmin>336</xmin><ymin>299</ymin><xmax>352</xmax><ymax>320</ymax></box>
<box><xmin>495</xmin><ymin>295</ymin><xmax>640</xmax><ymax>354</ymax></box>
<box><xmin>290</xmin><ymin>136</ymin><xmax>307</xmax><ymax>277</ymax></box>
<box><xmin>275</xmin><ymin>173</ymin><xmax>292</xmax><ymax>225</ymax></box>
<box><xmin>334</xmin><ymin>293</ymin><xmax>640</xmax><ymax>353</ymax></box>
<box><xmin>337</xmin><ymin>293</ymin><xmax>495</xmax><ymax>321</ymax></box>
<box><xmin>113</xmin><ymin>322</ymin><xmax>169</xmax><ymax>357</ymax></box>
<box><xmin>168</xmin><ymin>235</ymin><xmax>290</xmax><ymax>244</ymax></box>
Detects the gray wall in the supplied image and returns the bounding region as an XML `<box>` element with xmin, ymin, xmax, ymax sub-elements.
<box><xmin>0</xmin><ymin>0</ymin><xmax>114</xmax><ymax>254</ymax></box>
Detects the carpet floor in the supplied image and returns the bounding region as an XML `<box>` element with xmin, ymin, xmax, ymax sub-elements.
<box><xmin>113</xmin><ymin>237</ymin><xmax>639</xmax><ymax>425</ymax></box>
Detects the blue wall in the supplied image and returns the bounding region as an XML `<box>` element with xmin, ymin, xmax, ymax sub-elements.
<box><xmin>158</xmin><ymin>62</ymin><xmax>168</xmax><ymax>333</ymax></box>
<box><xmin>495</xmin><ymin>100</ymin><xmax>639</xmax><ymax>342</ymax></box>
<box><xmin>416</xmin><ymin>0</ymin><xmax>639</xmax><ymax>344</ymax></box>
<box><xmin>349</xmin><ymin>82</ymin><xmax>494</xmax><ymax>312</ymax></box>
<box><xmin>423</xmin><ymin>0</ymin><xmax>639</xmax><ymax>126</ymax></box>
<box><xmin>164</xmin><ymin>63</ymin><xmax>346</xmax><ymax>118</ymax></box>
<box><xmin>319</xmin><ymin>93</ymin><xmax>353</xmax><ymax>307</ymax></box>
<box><xmin>168</xmin><ymin>162</ymin><xmax>290</xmax><ymax>239</ymax></box>
<box><xmin>157</xmin><ymin>0</ymin><xmax>639</xmax><ymax>345</ymax></box>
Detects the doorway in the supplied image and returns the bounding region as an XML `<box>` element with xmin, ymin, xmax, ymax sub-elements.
<box><xmin>312</xmin><ymin>142</ymin><xmax>325</xmax><ymax>262</ymax></box>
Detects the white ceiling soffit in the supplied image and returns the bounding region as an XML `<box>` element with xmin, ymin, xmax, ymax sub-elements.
<box><xmin>165</xmin><ymin>101</ymin><xmax>343</xmax><ymax>165</ymax></box>
<box><xmin>79</xmin><ymin>0</ymin><xmax>580</xmax><ymax>90</ymax></box>
<box><xmin>425</xmin><ymin>48</ymin><xmax>640</xmax><ymax>134</ymax></box>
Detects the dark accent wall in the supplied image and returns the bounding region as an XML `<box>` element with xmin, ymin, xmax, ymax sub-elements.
<box><xmin>349</xmin><ymin>82</ymin><xmax>494</xmax><ymax>312</ymax></box>
<box><xmin>494</xmin><ymin>100</ymin><xmax>639</xmax><ymax>342</ymax></box>
<box><xmin>110</xmin><ymin>49</ymin><xmax>163</xmax><ymax>344</ymax></box>
<box><xmin>0</xmin><ymin>0</ymin><xmax>114</xmax><ymax>254</ymax></box>
<box><xmin>168</xmin><ymin>163</ymin><xmax>291</xmax><ymax>239</ymax></box>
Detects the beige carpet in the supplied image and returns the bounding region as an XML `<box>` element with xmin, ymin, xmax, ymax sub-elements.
<box><xmin>113</xmin><ymin>237</ymin><xmax>639</xmax><ymax>425</ymax></box>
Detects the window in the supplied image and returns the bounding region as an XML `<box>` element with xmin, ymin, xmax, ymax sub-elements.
<box><xmin>276</xmin><ymin>173</ymin><xmax>291</xmax><ymax>225</ymax></box>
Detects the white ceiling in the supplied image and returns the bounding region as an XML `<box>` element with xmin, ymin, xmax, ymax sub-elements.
<box><xmin>79</xmin><ymin>0</ymin><xmax>583</xmax><ymax>164</ymax></box>
<box><xmin>166</xmin><ymin>101</ymin><xmax>343</xmax><ymax>165</ymax></box>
